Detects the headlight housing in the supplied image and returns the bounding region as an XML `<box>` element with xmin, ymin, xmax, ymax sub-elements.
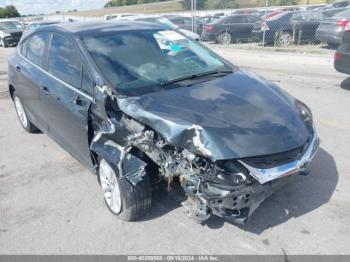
<box><xmin>295</xmin><ymin>100</ymin><xmax>313</xmax><ymax>130</ymax></box>
<box><xmin>3</xmin><ymin>33</ymin><xmax>11</xmax><ymax>38</ymax></box>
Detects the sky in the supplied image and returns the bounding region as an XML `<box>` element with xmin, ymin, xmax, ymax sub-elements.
<box><xmin>0</xmin><ymin>0</ymin><xmax>107</xmax><ymax>15</ymax></box>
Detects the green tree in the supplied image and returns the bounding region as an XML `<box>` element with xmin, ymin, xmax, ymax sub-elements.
<box><xmin>0</xmin><ymin>5</ymin><xmax>20</xmax><ymax>18</ymax></box>
<box><xmin>182</xmin><ymin>0</ymin><xmax>206</xmax><ymax>10</ymax></box>
<box><xmin>272</xmin><ymin>0</ymin><xmax>299</xmax><ymax>5</ymax></box>
<box><xmin>205</xmin><ymin>0</ymin><xmax>239</xmax><ymax>9</ymax></box>
<box><xmin>123</xmin><ymin>0</ymin><xmax>138</xmax><ymax>6</ymax></box>
<box><xmin>104</xmin><ymin>0</ymin><xmax>124</xmax><ymax>8</ymax></box>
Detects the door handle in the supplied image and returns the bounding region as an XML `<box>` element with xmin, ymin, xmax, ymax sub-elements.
<box><xmin>73</xmin><ymin>95</ymin><xmax>84</xmax><ymax>106</ymax></box>
<box><xmin>16</xmin><ymin>66</ymin><xmax>21</xmax><ymax>72</ymax></box>
<box><xmin>41</xmin><ymin>86</ymin><xmax>50</xmax><ymax>95</ymax></box>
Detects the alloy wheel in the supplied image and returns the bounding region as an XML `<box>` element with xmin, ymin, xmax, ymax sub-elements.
<box><xmin>99</xmin><ymin>159</ymin><xmax>122</xmax><ymax>214</ymax></box>
<box><xmin>219</xmin><ymin>32</ymin><xmax>231</xmax><ymax>45</ymax></box>
<box><xmin>278</xmin><ymin>32</ymin><xmax>292</xmax><ymax>46</ymax></box>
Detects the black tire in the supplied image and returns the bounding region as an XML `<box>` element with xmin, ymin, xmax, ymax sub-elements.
<box><xmin>13</xmin><ymin>92</ymin><xmax>38</xmax><ymax>133</ymax></box>
<box><xmin>98</xmin><ymin>158</ymin><xmax>152</xmax><ymax>221</ymax></box>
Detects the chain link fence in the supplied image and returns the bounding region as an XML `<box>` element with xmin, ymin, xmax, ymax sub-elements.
<box><xmin>12</xmin><ymin>0</ymin><xmax>350</xmax><ymax>50</ymax></box>
<box><xmin>195</xmin><ymin>2</ymin><xmax>350</xmax><ymax>50</ymax></box>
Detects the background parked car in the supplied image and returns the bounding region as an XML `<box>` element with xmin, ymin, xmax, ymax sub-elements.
<box><xmin>122</xmin><ymin>15</ymin><xmax>200</xmax><ymax>40</ymax></box>
<box><xmin>165</xmin><ymin>15</ymin><xmax>203</xmax><ymax>34</ymax></box>
<box><xmin>104</xmin><ymin>13</ymin><xmax>136</xmax><ymax>20</ymax></box>
<box><xmin>317</xmin><ymin>0</ymin><xmax>350</xmax><ymax>16</ymax></box>
<box><xmin>316</xmin><ymin>8</ymin><xmax>350</xmax><ymax>47</ymax></box>
<box><xmin>201</xmin><ymin>14</ymin><xmax>261</xmax><ymax>44</ymax></box>
<box><xmin>334</xmin><ymin>25</ymin><xmax>350</xmax><ymax>74</ymax></box>
<box><xmin>22</xmin><ymin>20</ymin><xmax>60</xmax><ymax>38</ymax></box>
<box><xmin>252</xmin><ymin>12</ymin><xmax>294</xmax><ymax>46</ymax></box>
<box><xmin>0</xmin><ymin>20</ymin><xmax>23</xmax><ymax>47</ymax></box>
<box><xmin>197</xmin><ymin>15</ymin><xmax>223</xmax><ymax>25</ymax></box>
<box><xmin>291</xmin><ymin>10</ymin><xmax>330</xmax><ymax>44</ymax></box>
<box><xmin>252</xmin><ymin>11</ymin><xmax>326</xmax><ymax>46</ymax></box>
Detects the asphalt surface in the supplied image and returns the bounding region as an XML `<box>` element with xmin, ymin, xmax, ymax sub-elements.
<box><xmin>0</xmin><ymin>45</ymin><xmax>350</xmax><ymax>255</ymax></box>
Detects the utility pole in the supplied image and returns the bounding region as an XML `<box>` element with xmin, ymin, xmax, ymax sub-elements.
<box><xmin>262</xmin><ymin>0</ymin><xmax>269</xmax><ymax>47</ymax></box>
<box><xmin>191</xmin><ymin>0</ymin><xmax>197</xmax><ymax>33</ymax></box>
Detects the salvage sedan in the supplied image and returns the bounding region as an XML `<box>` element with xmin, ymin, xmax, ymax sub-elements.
<box><xmin>8</xmin><ymin>22</ymin><xmax>319</xmax><ymax>223</ymax></box>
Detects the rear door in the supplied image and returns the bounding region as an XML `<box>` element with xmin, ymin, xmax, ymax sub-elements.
<box><xmin>222</xmin><ymin>16</ymin><xmax>247</xmax><ymax>40</ymax></box>
<box><xmin>40</xmin><ymin>32</ymin><xmax>94</xmax><ymax>169</ymax></box>
<box><xmin>292</xmin><ymin>11</ymin><xmax>323</xmax><ymax>42</ymax></box>
<box><xmin>246</xmin><ymin>15</ymin><xmax>261</xmax><ymax>39</ymax></box>
<box><xmin>14</xmin><ymin>32</ymin><xmax>50</xmax><ymax>131</ymax></box>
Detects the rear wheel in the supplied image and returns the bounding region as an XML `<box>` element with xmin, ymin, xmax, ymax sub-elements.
<box><xmin>98</xmin><ymin>158</ymin><xmax>152</xmax><ymax>221</ymax></box>
<box><xmin>277</xmin><ymin>31</ymin><xmax>292</xmax><ymax>46</ymax></box>
<box><xmin>217</xmin><ymin>31</ymin><xmax>232</xmax><ymax>45</ymax></box>
<box><xmin>13</xmin><ymin>93</ymin><xmax>38</xmax><ymax>132</ymax></box>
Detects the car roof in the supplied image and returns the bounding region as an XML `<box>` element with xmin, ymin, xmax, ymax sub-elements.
<box><xmin>35</xmin><ymin>21</ymin><xmax>167</xmax><ymax>37</ymax></box>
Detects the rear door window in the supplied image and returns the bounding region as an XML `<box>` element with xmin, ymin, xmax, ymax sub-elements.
<box><xmin>224</xmin><ymin>16</ymin><xmax>246</xmax><ymax>24</ymax></box>
<box><xmin>247</xmin><ymin>16</ymin><xmax>260</xmax><ymax>23</ymax></box>
<box><xmin>20</xmin><ymin>37</ymin><xmax>29</xmax><ymax>56</ymax></box>
<box><xmin>26</xmin><ymin>32</ymin><xmax>49</xmax><ymax>67</ymax></box>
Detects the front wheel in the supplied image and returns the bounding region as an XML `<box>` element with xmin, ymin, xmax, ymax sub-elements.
<box><xmin>98</xmin><ymin>158</ymin><xmax>152</xmax><ymax>221</ymax></box>
<box><xmin>217</xmin><ymin>32</ymin><xmax>232</xmax><ymax>45</ymax></box>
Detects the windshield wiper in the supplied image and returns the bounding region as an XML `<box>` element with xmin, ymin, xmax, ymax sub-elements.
<box><xmin>160</xmin><ymin>69</ymin><xmax>233</xmax><ymax>87</ymax></box>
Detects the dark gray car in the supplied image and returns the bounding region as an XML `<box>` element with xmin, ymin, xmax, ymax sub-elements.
<box><xmin>8</xmin><ymin>22</ymin><xmax>319</xmax><ymax>224</ymax></box>
<box><xmin>201</xmin><ymin>14</ymin><xmax>261</xmax><ymax>44</ymax></box>
<box><xmin>0</xmin><ymin>20</ymin><xmax>23</xmax><ymax>47</ymax></box>
<box><xmin>335</xmin><ymin>28</ymin><xmax>350</xmax><ymax>74</ymax></box>
<box><xmin>316</xmin><ymin>8</ymin><xmax>350</xmax><ymax>46</ymax></box>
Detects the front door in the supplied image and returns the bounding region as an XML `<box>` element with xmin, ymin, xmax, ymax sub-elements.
<box><xmin>40</xmin><ymin>32</ymin><xmax>94</xmax><ymax>169</ymax></box>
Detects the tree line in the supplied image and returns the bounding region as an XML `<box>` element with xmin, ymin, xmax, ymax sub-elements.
<box><xmin>183</xmin><ymin>0</ymin><xmax>300</xmax><ymax>10</ymax></box>
<box><xmin>0</xmin><ymin>5</ymin><xmax>20</xmax><ymax>18</ymax></box>
<box><xmin>104</xmin><ymin>0</ymin><xmax>169</xmax><ymax>8</ymax></box>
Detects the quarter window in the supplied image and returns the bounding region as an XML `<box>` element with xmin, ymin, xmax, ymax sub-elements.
<box><xmin>26</xmin><ymin>32</ymin><xmax>48</xmax><ymax>67</ymax></box>
<box><xmin>48</xmin><ymin>33</ymin><xmax>82</xmax><ymax>90</ymax></box>
<box><xmin>20</xmin><ymin>37</ymin><xmax>29</xmax><ymax>56</ymax></box>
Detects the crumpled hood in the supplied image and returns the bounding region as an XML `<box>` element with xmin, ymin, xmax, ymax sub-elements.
<box><xmin>118</xmin><ymin>69</ymin><xmax>310</xmax><ymax>160</ymax></box>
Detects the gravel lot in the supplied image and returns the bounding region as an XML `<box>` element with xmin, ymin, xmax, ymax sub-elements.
<box><xmin>0</xmin><ymin>45</ymin><xmax>350</xmax><ymax>255</ymax></box>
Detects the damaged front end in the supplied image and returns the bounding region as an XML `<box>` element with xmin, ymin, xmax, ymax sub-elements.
<box><xmin>89</xmin><ymin>85</ymin><xmax>319</xmax><ymax>224</ymax></box>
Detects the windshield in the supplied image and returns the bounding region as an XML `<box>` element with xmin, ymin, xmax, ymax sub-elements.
<box><xmin>0</xmin><ymin>21</ymin><xmax>23</xmax><ymax>30</ymax></box>
<box><xmin>83</xmin><ymin>29</ymin><xmax>231</xmax><ymax>96</ymax></box>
